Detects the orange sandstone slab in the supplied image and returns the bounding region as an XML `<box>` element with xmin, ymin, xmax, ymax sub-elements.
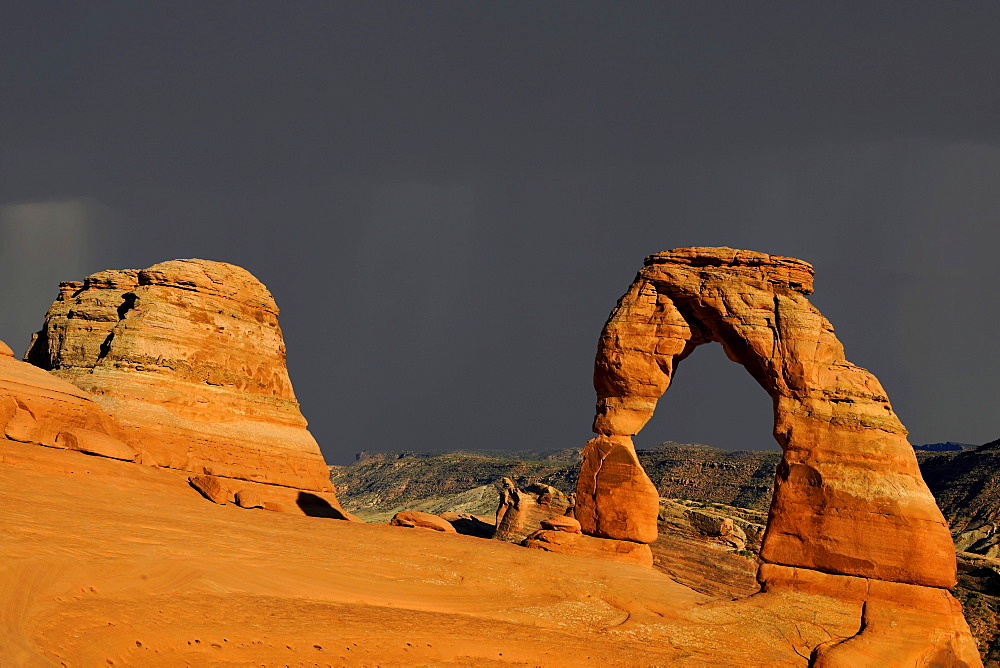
<box><xmin>0</xmin><ymin>343</ymin><xmax>132</xmax><ymax>454</ymax></box>
<box><xmin>525</xmin><ymin>529</ymin><xmax>654</xmax><ymax>568</ymax></box>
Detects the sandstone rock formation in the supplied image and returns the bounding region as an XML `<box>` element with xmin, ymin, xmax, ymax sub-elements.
<box><xmin>578</xmin><ymin>247</ymin><xmax>978</xmax><ymax>662</ymax></box>
<box><xmin>25</xmin><ymin>259</ymin><xmax>337</xmax><ymax>498</ymax></box>
<box><xmin>494</xmin><ymin>478</ymin><xmax>572</xmax><ymax>543</ymax></box>
<box><xmin>0</xmin><ymin>339</ymin><xmax>134</xmax><ymax>458</ymax></box>
<box><xmin>658</xmin><ymin>499</ymin><xmax>757</xmax><ymax>551</ymax></box>
<box><xmin>390</xmin><ymin>510</ymin><xmax>457</xmax><ymax>533</ymax></box>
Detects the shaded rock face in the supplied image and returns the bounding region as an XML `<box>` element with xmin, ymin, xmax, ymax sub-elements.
<box><xmin>25</xmin><ymin>259</ymin><xmax>334</xmax><ymax>494</ymax></box>
<box><xmin>579</xmin><ymin>247</ymin><xmax>977</xmax><ymax>663</ymax></box>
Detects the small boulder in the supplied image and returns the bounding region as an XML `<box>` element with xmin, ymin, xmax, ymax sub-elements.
<box><xmin>540</xmin><ymin>515</ymin><xmax>582</xmax><ymax>533</ymax></box>
<box><xmin>263</xmin><ymin>501</ymin><xmax>285</xmax><ymax>512</ymax></box>
<box><xmin>390</xmin><ymin>510</ymin><xmax>457</xmax><ymax>533</ymax></box>
<box><xmin>234</xmin><ymin>489</ymin><xmax>265</xmax><ymax>509</ymax></box>
<box><xmin>189</xmin><ymin>474</ymin><xmax>230</xmax><ymax>504</ymax></box>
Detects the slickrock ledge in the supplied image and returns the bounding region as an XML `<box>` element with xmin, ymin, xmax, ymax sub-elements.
<box><xmin>0</xmin><ymin>342</ymin><xmax>134</xmax><ymax>458</ymax></box>
<box><xmin>24</xmin><ymin>259</ymin><xmax>338</xmax><ymax>497</ymax></box>
<box><xmin>575</xmin><ymin>246</ymin><xmax>979</xmax><ymax>664</ymax></box>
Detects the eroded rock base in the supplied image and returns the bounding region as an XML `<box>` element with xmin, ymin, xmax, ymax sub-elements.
<box><xmin>760</xmin><ymin>564</ymin><xmax>981</xmax><ymax>666</ymax></box>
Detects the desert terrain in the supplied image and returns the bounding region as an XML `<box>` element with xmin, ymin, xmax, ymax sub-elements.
<box><xmin>0</xmin><ymin>249</ymin><xmax>985</xmax><ymax>666</ymax></box>
<box><xmin>1</xmin><ymin>438</ymin><xmax>860</xmax><ymax>667</ymax></box>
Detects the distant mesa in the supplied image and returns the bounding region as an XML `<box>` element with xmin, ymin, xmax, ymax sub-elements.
<box><xmin>915</xmin><ymin>442</ymin><xmax>979</xmax><ymax>452</ymax></box>
<box><xmin>568</xmin><ymin>246</ymin><xmax>979</xmax><ymax>663</ymax></box>
<box><xmin>13</xmin><ymin>258</ymin><xmax>352</xmax><ymax>518</ymax></box>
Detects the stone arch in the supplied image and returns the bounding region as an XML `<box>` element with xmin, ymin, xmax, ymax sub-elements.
<box><xmin>575</xmin><ymin>246</ymin><xmax>956</xmax><ymax>589</ymax></box>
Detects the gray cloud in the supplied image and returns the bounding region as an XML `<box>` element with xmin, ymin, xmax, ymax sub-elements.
<box><xmin>3</xmin><ymin>4</ymin><xmax>999</xmax><ymax>461</ymax></box>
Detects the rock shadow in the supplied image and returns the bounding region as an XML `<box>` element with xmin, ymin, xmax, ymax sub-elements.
<box><xmin>296</xmin><ymin>492</ymin><xmax>350</xmax><ymax>520</ymax></box>
<box><xmin>446</xmin><ymin>515</ymin><xmax>495</xmax><ymax>538</ymax></box>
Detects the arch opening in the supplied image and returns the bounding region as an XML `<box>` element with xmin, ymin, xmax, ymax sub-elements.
<box><xmin>634</xmin><ymin>341</ymin><xmax>777</xmax><ymax>453</ymax></box>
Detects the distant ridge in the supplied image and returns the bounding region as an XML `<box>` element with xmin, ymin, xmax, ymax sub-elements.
<box><xmin>914</xmin><ymin>442</ymin><xmax>979</xmax><ymax>452</ymax></box>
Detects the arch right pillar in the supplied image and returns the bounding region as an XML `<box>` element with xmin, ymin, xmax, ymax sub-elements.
<box><xmin>576</xmin><ymin>247</ymin><xmax>980</xmax><ymax>665</ymax></box>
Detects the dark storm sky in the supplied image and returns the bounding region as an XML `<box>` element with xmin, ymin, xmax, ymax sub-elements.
<box><xmin>2</xmin><ymin>2</ymin><xmax>1000</xmax><ymax>463</ymax></box>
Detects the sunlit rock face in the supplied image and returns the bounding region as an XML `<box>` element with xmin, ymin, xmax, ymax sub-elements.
<box><xmin>25</xmin><ymin>259</ymin><xmax>335</xmax><ymax>495</ymax></box>
<box><xmin>577</xmin><ymin>246</ymin><xmax>979</xmax><ymax>664</ymax></box>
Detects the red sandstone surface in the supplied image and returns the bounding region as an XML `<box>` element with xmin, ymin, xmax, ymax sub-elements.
<box><xmin>0</xmin><ymin>439</ymin><xmax>890</xmax><ymax>666</ymax></box>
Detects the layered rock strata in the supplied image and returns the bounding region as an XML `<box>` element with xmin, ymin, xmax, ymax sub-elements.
<box><xmin>577</xmin><ymin>247</ymin><xmax>978</xmax><ymax>662</ymax></box>
<box><xmin>25</xmin><ymin>259</ymin><xmax>337</xmax><ymax>497</ymax></box>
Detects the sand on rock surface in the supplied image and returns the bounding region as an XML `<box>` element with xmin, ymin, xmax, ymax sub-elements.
<box><xmin>1</xmin><ymin>439</ymin><xmax>864</xmax><ymax>667</ymax></box>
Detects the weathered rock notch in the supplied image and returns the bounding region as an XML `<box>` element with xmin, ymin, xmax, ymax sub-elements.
<box><xmin>576</xmin><ymin>247</ymin><xmax>978</xmax><ymax>663</ymax></box>
<box><xmin>25</xmin><ymin>259</ymin><xmax>337</xmax><ymax>497</ymax></box>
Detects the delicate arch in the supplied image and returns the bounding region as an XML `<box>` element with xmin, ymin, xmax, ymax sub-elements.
<box><xmin>576</xmin><ymin>247</ymin><xmax>955</xmax><ymax>589</ymax></box>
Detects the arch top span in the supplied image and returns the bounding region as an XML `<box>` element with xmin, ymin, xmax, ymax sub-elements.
<box><xmin>576</xmin><ymin>246</ymin><xmax>957</xmax><ymax>590</ymax></box>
